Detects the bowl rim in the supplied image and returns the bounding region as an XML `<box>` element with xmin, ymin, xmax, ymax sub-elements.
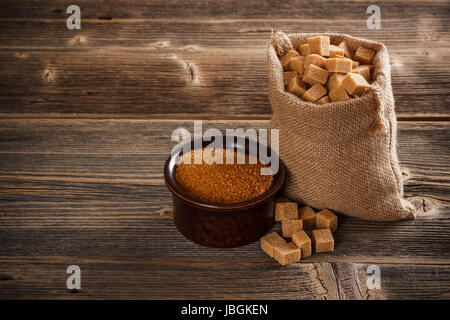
<box><xmin>164</xmin><ymin>137</ymin><xmax>285</xmax><ymax>211</ymax></box>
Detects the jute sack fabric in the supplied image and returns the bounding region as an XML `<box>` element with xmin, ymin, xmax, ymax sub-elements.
<box><xmin>268</xmin><ymin>32</ymin><xmax>416</xmax><ymax>221</ymax></box>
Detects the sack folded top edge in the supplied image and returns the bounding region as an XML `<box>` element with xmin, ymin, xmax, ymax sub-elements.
<box><xmin>268</xmin><ymin>32</ymin><xmax>391</xmax><ymax>134</ymax></box>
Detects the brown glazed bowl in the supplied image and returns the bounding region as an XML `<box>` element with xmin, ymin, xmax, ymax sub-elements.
<box><xmin>164</xmin><ymin>137</ymin><xmax>286</xmax><ymax>248</ymax></box>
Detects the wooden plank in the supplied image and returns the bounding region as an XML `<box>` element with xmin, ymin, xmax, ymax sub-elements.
<box><xmin>0</xmin><ymin>47</ymin><xmax>448</xmax><ymax>117</ymax></box>
<box><xmin>0</xmin><ymin>0</ymin><xmax>448</xmax><ymax>20</ymax></box>
<box><xmin>0</xmin><ymin>119</ymin><xmax>448</xmax><ymax>264</ymax></box>
<box><xmin>398</xmin><ymin>122</ymin><xmax>450</xmax><ymax>203</ymax></box>
<box><xmin>0</xmin><ymin>257</ymin><xmax>328</xmax><ymax>300</ymax></box>
<box><xmin>0</xmin><ymin>0</ymin><xmax>448</xmax><ymax>301</ymax></box>
<box><xmin>0</xmin><ymin>4</ymin><xmax>448</xmax><ymax>118</ymax></box>
<box><xmin>353</xmin><ymin>263</ymin><xmax>450</xmax><ymax>300</ymax></box>
<box><xmin>0</xmin><ymin>120</ymin><xmax>448</xmax><ymax>202</ymax></box>
<box><xmin>1</xmin><ymin>18</ymin><xmax>448</xmax><ymax>49</ymax></box>
<box><xmin>0</xmin><ymin>258</ymin><xmax>448</xmax><ymax>299</ymax></box>
<box><xmin>0</xmin><ymin>212</ymin><xmax>448</xmax><ymax>264</ymax></box>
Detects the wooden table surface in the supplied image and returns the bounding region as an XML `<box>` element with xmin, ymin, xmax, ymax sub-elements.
<box><xmin>0</xmin><ymin>0</ymin><xmax>449</xmax><ymax>299</ymax></box>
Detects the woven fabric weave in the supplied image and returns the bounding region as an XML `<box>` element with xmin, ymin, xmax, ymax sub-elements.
<box><xmin>268</xmin><ymin>32</ymin><xmax>416</xmax><ymax>221</ymax></box>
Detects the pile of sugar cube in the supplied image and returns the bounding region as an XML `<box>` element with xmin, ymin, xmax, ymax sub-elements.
<box><xmin>261</xmin><ymin>197</ymin><xmax>338</xmax><ymax>266</ymax></box>
<box><xmin>281</xmin><ymin>35</ymin><xmax>376</xmax><ymax>104</ymax></box>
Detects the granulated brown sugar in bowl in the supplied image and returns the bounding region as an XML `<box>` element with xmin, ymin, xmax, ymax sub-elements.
<box><xmin>175</xmin><ymin>148</ymin><xmax>274</xmax><ymax>204</ymax></box>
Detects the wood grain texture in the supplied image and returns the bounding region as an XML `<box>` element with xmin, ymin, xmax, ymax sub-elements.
<box><xmin>0</xmin><ymin>258</ymin><xmax>329</xmax><ymax>300</ymax></box>
<box><xmin>0</xmin><ymin>0</ymin><xmax>448</xmax><ymax>20</ymax></box>
<box><xmin>0</xmin><ymin>119</ymin><xmax>448</xmax><ymax>265</ymax></box>
<box><xmin>0</xmin><ymin>1</ymin><xmax>448</xmax><ymax>117</ymax></box>
<box><xmin>0</xmin><ymin>0</ymin><xmax>449</xmax><ymax>300</ymax></box>
<box><xmin>1</xmin><ymin>44</ymin><xmax>448</xmax><ymax>118</ymax></box>
<box><xmin>353</xmin><ymin>263</ymin><xmax>450</xmax><ymax>300</ymax></box>
<box><xmin>0</xmin><ymin>258</ymin><xmax>448</xmax><ymax>299</ymax></box>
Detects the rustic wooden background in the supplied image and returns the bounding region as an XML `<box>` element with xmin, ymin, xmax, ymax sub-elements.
<box><xmin>0</xmin><ymin>0</ymin><xmax>449</xmax><ymax>299</ymax></box>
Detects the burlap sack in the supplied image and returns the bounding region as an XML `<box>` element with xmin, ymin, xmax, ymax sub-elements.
<box><xmin>268</xmin><ymin>32</ymin><xmax>416</xmax><ymax>221</ymax></box>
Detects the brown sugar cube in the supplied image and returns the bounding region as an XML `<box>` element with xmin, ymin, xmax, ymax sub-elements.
<box><xmin>282</xmin><ymin>219</ymin><xmax>303</xmax><ymax>238</ymax></box>
<box><xmin>298</xmin><ymin>206</ymin><xmax>317</xmax><ymax>229</ymax></box>
<box><xmin>280</xmin><ymin>50</ymin><xmax>300</xmax><ymax>69</ymax></box>
<box><xmin>292</xmin><ymin>230</ymin><xmax>312</xmax><ymax>258</ymax></box>
<box><xmin>338</xmin><ymin>41</ymin><xmax>353</xmax><ymax>58</ymax></box>
<box><xmin>312</xmin><ymin>229</ymin><xmax>334</xmax><ymax>253</ymax></box>
<box><xmin>329</xmin><ymin>44</ymin><xmax>345</xmax><ymax>57</ymax></box>
<box><xmin>316</xmin><ymin>95</ymin><xmax>330</xmax><ymax>104</ymax></box>
<box><xmin>273</xmin><ymin>242</ymin><xmax>301</xmax><ymax>266</ymax></box>
<box><xmin>261</xmin><ymin>232</ymin><xmax>287</xmax><ymax>257</ymax></box>
<box><xmin>302</xmin><ymin>83</ymin><xmax>327</xmax><ymax>103</ymax></box>
<box><xmin>283</xmin><ymin>71</ymin><xmax>297</xmax><ymax>86</ymax></box>
<box><xmin>333</xmin><ymin>54</ymin><xmax>358</xmax><ymax>67</ymax></box>
<box><xmin>275</xmin><ymin>201</ymin><xmax>298</xmax><ymax>221</ymax></box>
<box><xmin>325</xmin><ymin>58</ymin><xmax>353</xmax><ymax>73</ymax></box>
<box><xmin>304</xmin><ymin>54</ymin><xmax>327</xmax><ymax>69</ymax></box>
<box><xmin>352</xmin><ymin>65</ymin><xmax>373</xmax><ymax>82</ymax></box>
<box><xmin>287</xmin><ymin>76</ymin><xmax>307</xmax><ymax>96</ymax></box>
<box><xmin>287</xmin><ymin>56</ymin><xmax>306</xmax><ymax>75</ymax></box>
<box><xmin>307</xmin><ymin>36</ymin><xmax>330</xmax><ymax>56</ymax></box>
<box><xmin>316</xmin><ymin>209</ymin><xmax>338</xmax><ymax>232</ymax></box>
<box><xmin>329</xmin><ymin>85</ymin><xmax>350</xmax><ymax>102</ymax></box>
<box><xmin>342</xmin><ymin>73</ymin><xmax>370</xmax><ymax>95</ymax></box>
<box><xmin>299</xmin><ymin>43</ymin><xmax>310</xmax><ymax>56</ymax></box>
<box><xmin>302</xmin><ymin>64</ymin><xmax>329</xmax><ymax>86</ymax></box>
<box><xmin>327</xmin><ymin>73</ymin><xmax>346</xmax><ymax>92</ymax></box>
<box><xmin>354</xmin><ymin>46</ymin><xmax>376</xmax><ymax>64</ymax></box>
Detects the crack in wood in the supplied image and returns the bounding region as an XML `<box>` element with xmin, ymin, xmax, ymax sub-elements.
<box><xmin>313</xmin><ymin>263</ymin><xmax>330</xmax><ymax>299</ymax></box>
<box><xmin>185</xmin><ymin>61</ymin><xmax>195</xmax><ymax>83</ymax></box>
<box><xmin>170</xmin><ymin>54</ymin><xmax>199</xmax><ymax>85</ymax></box>
<box><xmin>352</xmin><ymin>265</ymin><xmax>366</xmax><ymax>298</ymax></box>
<box><xmin>330</xmin><ymin>263</ymin><xmax>341</xmax><ymax>299</ymax></box>
<box><xmin>331</xmin><ymin>263</ymin><xmax>369</xmax><ymax>300</ymax></box>
<box><xmin>312</xmin><ymin>263</ymin><xmax>341</xmax><ymax>300</ymax></box>
<box><xmin>42</xmin><ymin>69</ymin><xmax>56</xmax><ymax>82</ymax></box>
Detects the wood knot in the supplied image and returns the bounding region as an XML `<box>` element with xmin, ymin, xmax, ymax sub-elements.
<box><xmin>69</xmin><ymin>35</ymin><xmax>88</xmax><ymax>45</ymax></box>
<box><xmin>14</xmin><ymin>52</ymin><xmax>29</xmax><ymax>59</ymax></box>
<box><xmin>158</xmin><ymin>207</ymin><xmax>173</xmax><ymax>218</ymax></box>
<box><xmin>42</xmin><ymin>69</ymin><xmax>56</xmax><ymax>82</ymax></box>
<box><xmin>148</xmin><ymin>41</ymin><xmax>171</xmax><ymax>50</ymax></box>
<box><xmin>406</xmin><ymin>196</ymin><xmax>439</xmax><ymax>217</ymax></box>
<box><xmin>185</xmin><ymin>62</ymin><xmax>195</xmax><ymax>83</ymax></box>
<box><xmin>171</xmin><ymin>55</ymin><xmax>200</xmax><ymax>86</ymax></box>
